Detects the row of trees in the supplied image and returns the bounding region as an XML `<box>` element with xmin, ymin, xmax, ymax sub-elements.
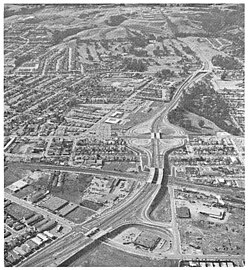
<box><xmin>155</xmin><ymin>69</ymin><xmax>175</xmax><ymax>80</ymax></box>
<box><xmin>212</xmin><ymin>55</ymin><xmax>243</xmax><ymax>70</ymax></box>
<box><xmin>129</xmin><ymin>46</ymin><xmax>148</xmax><ymax>57</ymax></box>
<box><xmin>105</xmin><ymin>14</ymin><xmax>127</xmax><ymax>26</ymax></box>
<box><xmin>122</xmin><ymin>57</ymin><xmax>147</xmax><ymax>72</ymax></box>
<box><xmin>52</xmin><ymin>28</ymin><xmax>89</xmax><ymax>45</ymax></box>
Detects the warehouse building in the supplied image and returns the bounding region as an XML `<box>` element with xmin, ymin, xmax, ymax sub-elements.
<box><xmin>37</xmin><ymin>220</ymin><xmax>57</xmax><ymax>233</ymax></box>
<box><xmin>20</xmin><ymin>244</ymin><xmax>32</xmax><ymax>256</ymax></box>
<box><xmin>176</xmin><ymin>207</ymin><xmax>191</xmax><ymax>218</ymax></box>
<box><xmin>134</xmin><ymin>231</ymin><xmax>161</xmax><ymax>251</ymax></box>
<box><xmin>34</xmin><ymin>218</ymin><xmax>50</xmax><ymax>230</ymax></box>
<box><xmin>26</xmin><ymin>214</ymin><xmax>43</xmax><ymax>226</ymax></box>
<box><xmin>105</xmin><ymin>118</ymin><xmax>121</xmax><ymax>124</ymax></box>
<box><xmin>7</xmin><ymin>179</ymin><xmax>28</xmax><ymax>193</ymax></box>
<box><xmin>13</xmin><ymin>246</ymin><xmax>26</xmax><ymax>257</ymax></box>
<box><xmin>9</xmin><ymin>250</ymin><xmax>21</xmax><ymax>262</ymax></box>
<box><xmin>23</xmin><ymin>212</ymin><xmax>35</xmax><ymax>221</ymax></box>
<box><xmin>199</xmin><ymin>208</ymin><xmax>225</xmax><ymax>220</ymax></box>
<box><xmin>43</xmin><ymin>231</ymin><xmax>56</xmax><ymax>240</ymax></box>
<box><xmin>28</xmin><ymin>191</ymin><xmax>47</xmax><ymax>203</ymax></box>
<box><xmin>30</xmin><ymin>237</ymin><xmax>43</xmax><ymax>247</ymax></box>
<box><xmin>37</xmin><ymin>233</ymin><xmax>49</xmax><ymax>243</ymax></box>
<box><xmin>26</xmin><ymin>239</ymin><xmax>39</xmax><ymax>250</ymax></box>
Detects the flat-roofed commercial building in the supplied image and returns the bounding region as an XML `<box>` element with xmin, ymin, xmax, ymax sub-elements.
<box><xmin>199</xmin><ymin>208</ymin><xmax>225</xmax><ymax>220</ymax></box>
<box><xmin>176</xmin><ymin>207</ymin><xmax>191</xmax><ymax>218</ymax></box>
<box><xmin>134</xmin><ymin>231</ymin><xmax>161</xmax><ymax>251</ymax></box>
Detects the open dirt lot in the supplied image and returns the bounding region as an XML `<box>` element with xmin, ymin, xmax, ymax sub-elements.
<box><xmin>68</xmin><ymin>242</ymin><xmax>179</xmax><ymax>267</ymax></box>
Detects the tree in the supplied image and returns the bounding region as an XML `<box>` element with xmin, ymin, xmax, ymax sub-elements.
<box><xmin>155</xmin><ymin>69</ymin><xmax>175</xmax><ymax>80</ymax></box>
<box><xmin>105</xmin><ymin>14</ymin><xmax>127</xmax><ymax>26</ymax></box>
<box><xmin>221</xmin><ymin>71</ymin><xmax>227</xmax><ymax>80</ymax></box>
<box><xmin>198</xmin><ymin>119</ymin><xmax>205</xmax><ymax>128</ymax></box>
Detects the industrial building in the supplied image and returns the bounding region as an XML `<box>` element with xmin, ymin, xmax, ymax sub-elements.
<box><xmin>105</xmin><ymin>118</ymin><xmax>121</xmax><ymax>124</ymax></box>
<box><xmin>37</xmin><ymin>220</ymin><xmax>57</xmax><ymax>233</ymax></box>
<box><xmin>176</xmin><ymin>207</ymin><xmax>191</xmax><ymax>218</ymax></box>
<box><xmin>199</xmin><ymin>208</ymin><xmax>225</xmax><ymax>220</ymax></box>
<box><xmin>25</xmin><ymin>214</ymin><xmax>43</xmax><ymax>226</ymax></box>
<box><xmin>28</xmin><ymin>191</ymin><xmax>47</xmax><ymax>204</ymax></box>
<box><xmin>7</xmin><ymin>179</ymin><xmax>28</xmax><ymax>193</ymax></box>
<box><xmin>33</xmin><ymin>218</ymin><xmax>50</xmax><ymax>230</ymax></box>
<box><xmin>134</xmin><ymin>231</ymin><xmax>161</xmax><ymax>251</ymax></box>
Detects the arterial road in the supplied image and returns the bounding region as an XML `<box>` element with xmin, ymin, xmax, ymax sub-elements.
<box><xmin>20</xmin><ymin>66</ymin><xmax>209</xmax><ymax>267</ymax></box>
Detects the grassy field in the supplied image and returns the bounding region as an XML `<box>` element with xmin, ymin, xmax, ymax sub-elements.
<box><xmin>14</xmin><ymin>185</ymin><xmax>35</xmax><ymax>199</ymax></box>
<box><xmin>68</xmin><ymin>242</ymin><xmax>179</xmax><ymax>267</ymax></box>
<box><xmin>102</xmin><ymin>162</ymin><xmax>138</xmax><ymax>173</ymax></box>
<box><xmin>52</xmin><ymin>173</ymin><xmax>93</xmax><ymax>204</ymax></box>
<box><xmin>80</xmin><ymin>199</ymin><xmax>103</xmax><ymax>211</ymax></box>
<box><xmin>161</xmin><ymin>127</ymin><xmax>176</xmax><ymax>136</ymax></box>
<box><xmin>4</xmin><ymin>166</ymin><xmax>28</xmax><ymax>187</ymax></box>
<box><xmin>118</xmin><ymin>101</ymin><xmax>166</xmax><ymax>130</ymax></box>
<box><xmin>150</xmin><ymin>191</ymin><xmax>172</xmax><ymax>223</ymax></box>
<box><xmin>65</xmin><ymin>206</ymin><xmax>95</xmax><ymax>224</ymax></box>
<box><xmin>11</xmin><ymin>142</ymin><xmax>37</xmax><ymax>155</ymax></box>
<box><xmin>32</xmin><ymin>173</ymin><xmax>50</xmax><ymax>188</ymax></box>
<box><xmin>173</xmin><ymin>110</ymin><xmax>222</xmax><ymax>135</ymax></box>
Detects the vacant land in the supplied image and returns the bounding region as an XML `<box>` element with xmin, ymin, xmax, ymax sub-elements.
<box><xmin>161</xmin><ymin>127</ymin><xmax>176</xmax><ymax>136</ymax></box>
<box><xmin>150</xmin><ymin>191</ymin><xmax>172</xmax><ymax>223</ymax></box>
<box><xmin>102</xmin><ymin>161</ymin><xmax>138</xmax><ymax>173</ymax></box>
<box><xmin>119</xmin><ymin>102</ymin><xmax>166</xmax><ymax>130</ymax></box>
<box><xmin>65</xmin><ymin>206</ymin><xmax>95</xmax><ymax>224</ymax></box>
<box><xmin>14</xmin><ymin>186</ymin><xmax>35</xmax><ymax>199</ymax></box>
<box><xmin>168</xmin><ymin>107</ymin><xmax>223</xmax><ymax>135</ymax></box>
<box><xmin>80</xmin><ymin>200</ymin><xmax>103</xmax><ymax>211</ymax></box>
<box><xmin>184</xmin><ymin>111</ymin><xmax>223</xmax><ymax>135</ymax></box>
<box><xmin>68</xmin><ymin>242</ymin><xmax>179</xmax><ymax>267</ymax></box>
<box><xmin>4</xmin><ymin>166</ymin><xmax>28</xmax><ymax>187</ymax></box>
<box><xmin>51</xmin><ymin>174</ymin><xmax>93</xmax><ymax>204</ymax></box>
<box><xmin>31</xmin><ymin>173</ymin><xmax>50</xmax><ymax>189</ymax></box>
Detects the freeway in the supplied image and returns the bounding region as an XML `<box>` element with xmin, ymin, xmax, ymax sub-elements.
<box><xmin>151</xmin><ymin>70</ymin><xmax>209</xmax><ymax>135</ymax></box>
<box><xmin>148</xmin><ymin>69</ymin><xmax>208</xmax><ymax>168</ymax></box>
<box><xmin>84</xmin><ymin>183</ymin><xmax>160</xmax><ymax>230</ymax></box>
<box><xmin>168</xmin><ymin>186</ymin><xmax>182</xmax><ymax>256</ymax></box>
<box><xmin>132</xmin><ymin>64</ymin><xmax>210</xmax><ymax>256</ymax></box>
<box><xmin>20</xmin><ymin>232</ymin><xmax>92</xmax><ymax>267</ymax></box>
<box><xmin>19</xmin><ymin>182</ymin><xmax>168</xmax><ymax>267</ymax></box>
<box><xmin>19</xmin><ymin>63</ymin><xmax>212</xmax><ymax>267</ymax></box>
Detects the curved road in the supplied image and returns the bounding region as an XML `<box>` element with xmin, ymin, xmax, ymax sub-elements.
<box><xmin>19</xmin><ymin>64</ymin><xmax>209</xmax><ymax>267</ymax></box>
<box><xmin>126</xmin><ymin>64</ymin><xmax>210</xmax><ymax>257</ymax></box>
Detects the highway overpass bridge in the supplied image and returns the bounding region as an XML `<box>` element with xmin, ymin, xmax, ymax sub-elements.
<box><xmin>21</xmin><ymin>218</ymin><xmax>173</xmax><ymax>267</ymax></box>
<box><xmin>147</xmin><ymin>167</ymin><xmax>168</xmax><ymax>185</ymax></box>
<box><xmin>19</xmin><ymin>63</ymin><xmax>210</xmax><ymax>268</ymax></box>
<box><xmin>58</xmin><ymin>221</ymin><xmax>173</xmax><ymax>267</ymax></box>
<box><xmin>121</xmin><ymin>133</ymin><xmax>187</xmax><ymax>140</ymax></box>
<box><xmin>20</xmin><ymin>178</ymin><xmax>167</xmax><ymax>267</ymax></box>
